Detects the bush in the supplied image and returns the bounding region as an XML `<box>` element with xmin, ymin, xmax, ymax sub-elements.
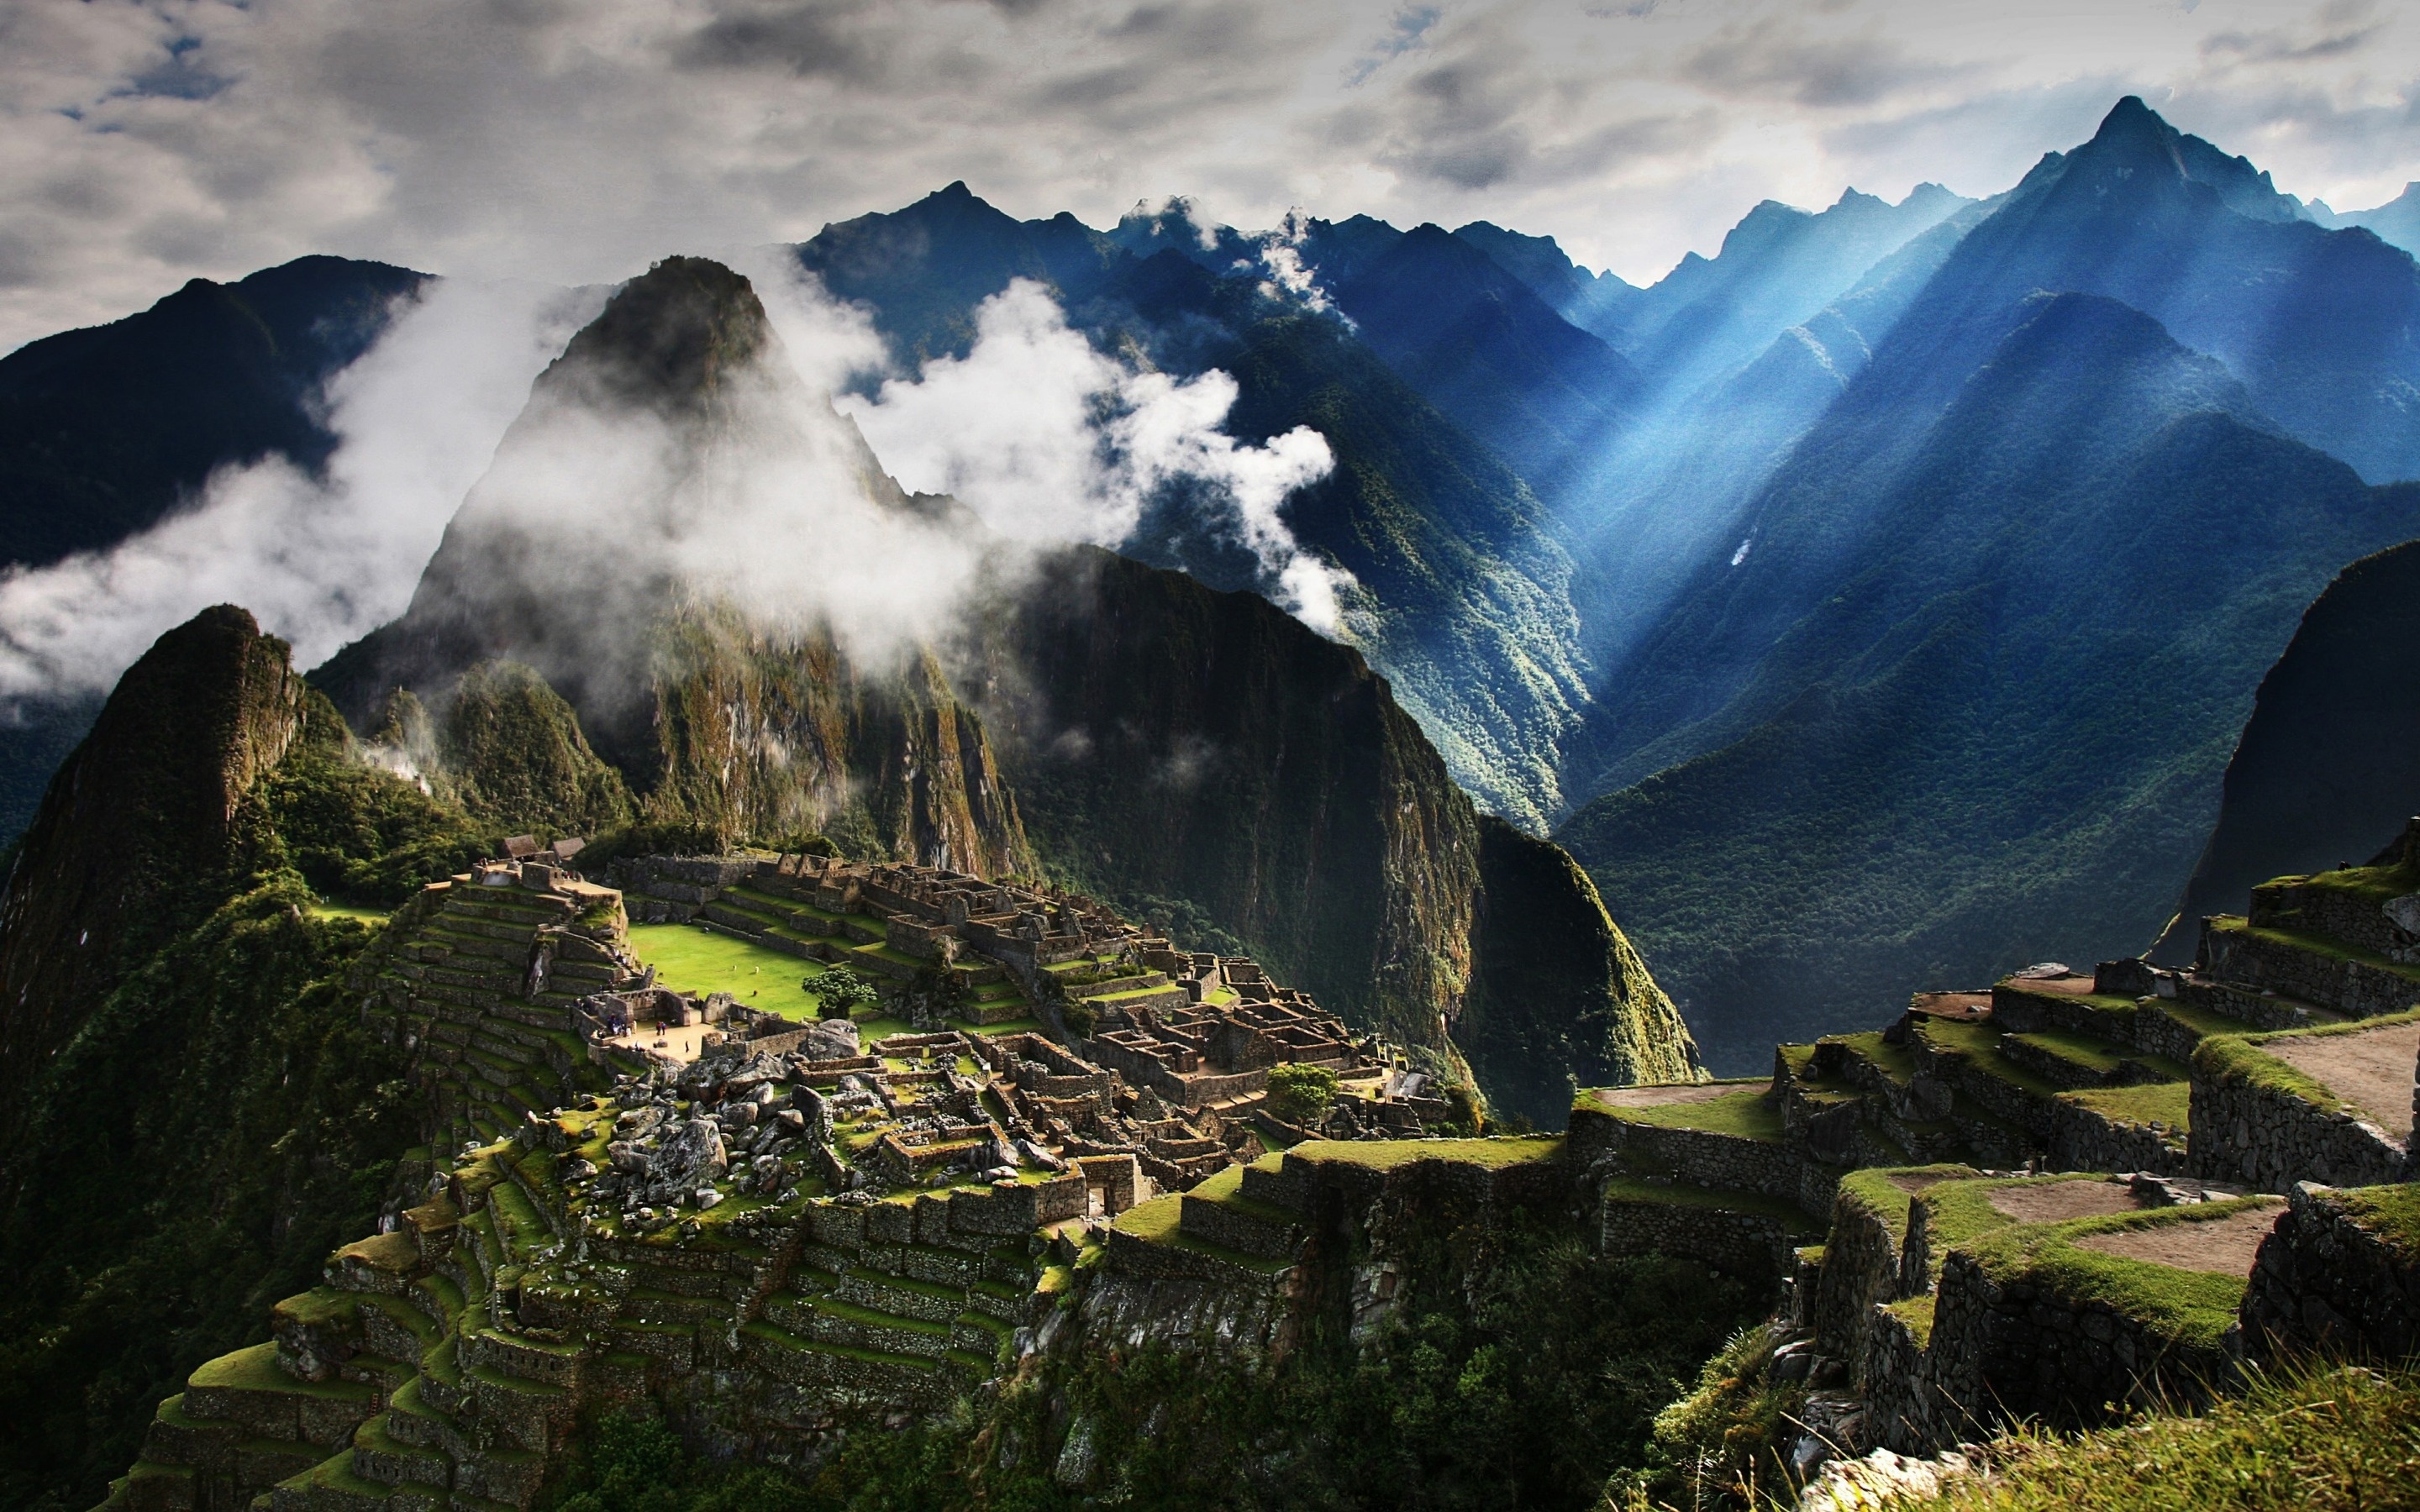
<box><xmin>1267</xmin><ymin>1063</ymin><xmax>1339</xmax><ymax>1126</ymax></box>
<box><xmin>812</xmin><ymin>970</ymin><xmax>879</xmax><ymax>1021</ymax></box>
<box><xmin>1059</xmin><ymin>997</ymin><xmax>1097</xmax><ymax>1038</ymax></box>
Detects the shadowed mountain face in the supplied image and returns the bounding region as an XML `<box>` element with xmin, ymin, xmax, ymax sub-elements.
<box><xmin>0</xmin><ymin>256</ymin><xmax>429</xmax><ymax>842</ymax></box>
<box><xmin>0</xmin><ymin>606</ymin><xmax>308</xmax><ymax>1108</ymax></box>
<box><xmin>0</xmin><ymin>256</ymin><xmax>427</xmax><ymax>571</ymax></box>
<box><xmin>2154</xmin><ymin>540</ymin><xmax>2420</xmax><ymax>961</ymax></box>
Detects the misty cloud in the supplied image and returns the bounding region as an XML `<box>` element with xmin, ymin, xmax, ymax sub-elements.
<box><xmin>839</xmin><ymin>279</ymin><xmax>1348</xmax><ymax>631</ymax></box>
<box><xmin>0</xmin><ymin>276</ymin><xmax>605</xmax><ymax>704</ymax></box>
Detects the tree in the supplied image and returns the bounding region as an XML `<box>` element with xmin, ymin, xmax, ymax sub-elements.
<box><xmin>1266</xmin><ymin>1063</ymin><xmax>1339</xmax><ymax>1126</ymax></box>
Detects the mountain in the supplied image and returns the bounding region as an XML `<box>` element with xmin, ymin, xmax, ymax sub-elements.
<box><xmin>1450</xmin><ymin>220</ymin><xmax>1643</xmax><ymax>333</ymax></box>
<box><xmin>1599</xmin><ymin>185</ymin><xmax>1970</xmax><ymax>399</ymax></box>
<box><xmin>1559</xmin><ymin>286</ymin><xmax>2420</xmax><ymax>1069</ymax></box>
<box><xmin>959</xmin><ymin>543</ymin><xmax>1697</xmax><ymax>1115</ymax></box>
<box><xmin>2307</xmin><ymin>182</ymin><xmax>2420</xmax><ymax>255</ymax></box>
<box><xmin>791</xmin><ymin>185</ymin><xmax>1596</xmax><ymax>827</ymax></box>
<box><xmin>0</xmin><ymin>257</ymin><xmax>429</xmax><ymax>845</ymax></box>
<box><xmin>317</xmin><ymin>255</ymin><xmax>1692</xmax><ymax>1103</ymax></box>
<box><xmin>1328</xmin><ymin>223</ymin><xmax>1640</xmax><ymax>497</ymax></box>
<box><xmin>315</xmin><ymin>256</ymin><xmax>1033</xmax><ymax>876</ymax></box>
<box><xmin>0</xmin><ymin>256</ymin><xmax>427</xmax><ymax>570</ymax></box>
<box><xmin>2154</xmin><ymin>538</ymin><xmax>2420</xmax><ymax>959</ymax></box>
<box><xmin>0</xmin><ymin>606</ymin><xmax>308</xmax><ymax>1105</ymax></box>
<box><xmin>1846</xmin><ymin>97</ymin><xmax>2420</xmax><ymax>486</ymax></box>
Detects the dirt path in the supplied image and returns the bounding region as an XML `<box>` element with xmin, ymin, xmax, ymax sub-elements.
<box><xmin>1989</xmin><ymin>1179</ymin><xmax>2145</xmax><ymax>1223</ymax></box>
<box><xmin>2261</xmin><ymin>1021</ymin><xmax>2420</xmax><ymax>1141</ymax></box>
<box><xmin>2076</xmin><ymin>1200</ymin><xmax>2286</xmax><ymax>1274</ymax></box>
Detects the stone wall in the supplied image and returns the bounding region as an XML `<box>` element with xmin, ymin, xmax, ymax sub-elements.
<box><xmin>2201</xmin><ymin>921</ymin><xmax>2420</xmax><ymax>1019</ymax></box>
<box><xmin>1568</xmin><ymin>1105</ymin><xmax>1823</xmax><ymax>1216</ymax></box>
<box><xmin>2046</xmin><ymin>1095</ymin><xmax>2189</xmax><ymax>1176</ymax></box>
<box><xmin>2249</xmin><ymin>881</ymin><xmax>2420</xmax><ymax>961</ymax></box>
<box><xmin>2239</xmin><ymin>1182</ymin><xmax>2420</xmax><ymax>1365</ymax></box>
<box><xmin>1811</xmin><ymin>1187</ymin><xmax>1909</xmax><ymax>1382</ymax></box>
<box><xmin>1597</xmin><ymin>1194</ymin><xmax>1802</xmax><ymax>1280</ymax></box>
<box><xmin>1862</xmin><ymin>1301</ymin><xmax>1981</xmax><ymax>1456</ymax></box>
<box><xmin>2188</xmin><ymin>1038</ymin><xmax>2410</xmax><ymax>1190</ymax></box>
<box><xmin>1921</xmin><ymin>1247</ymin><xmax>2235</xmax><ymax>1440</ymax></box>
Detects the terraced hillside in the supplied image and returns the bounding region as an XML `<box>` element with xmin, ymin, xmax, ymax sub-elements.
<box><xmin>1565</xmin><ymin>819</ymin><xmax>2420</xmax><ymax>1471</ymax></box>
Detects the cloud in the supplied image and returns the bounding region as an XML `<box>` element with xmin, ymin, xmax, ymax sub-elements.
<box><xmin>0</xmin><ymin>0</ymin><xmax>2416</xmax><ymax>341</ymax></box>
<box><xmin>839</xmin><ymin>278</ymin><xmax>1348</xmax><ymax>630</ymax></box>
<box><xmin>0</xmin><ymin>276</ymin><xmax>604</xmax><ymax>704</ymax></box>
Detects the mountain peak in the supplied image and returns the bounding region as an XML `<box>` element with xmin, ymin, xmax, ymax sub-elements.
<box><xmin>2051</xmin><ymin>96</ymin><xmax>2305</xmax><ymax>223</ymax></box>
<box><xmin>2094</xmin><ymin>94</ymin><xmax>2168</xmax><ymax>144</ymax></box>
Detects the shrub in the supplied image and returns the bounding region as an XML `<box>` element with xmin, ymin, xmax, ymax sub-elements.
<box><xmin>1268</xmin><ymin>1063</ymin><xmax>1339</xmax><ymax>1126</ymax></box>
<box><xmin>811</xmin><ymin>971</ymin><xmax>879</xmax><ymax>1021</ymax></box>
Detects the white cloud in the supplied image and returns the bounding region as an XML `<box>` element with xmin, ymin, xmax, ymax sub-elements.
<box><xmin>3</xmin><ymin>0</ymin><xmax>2415</xmax><ymax>349</ymax></box>
<box><xmin>0</xmin><ymin>276</ymin><xmax>604</xmax><ymax>701</ymax></box>
<box><xmin>839</xmin><ymin>279</ymin><xmax>1346</xmax><ymax>631</ymax></box>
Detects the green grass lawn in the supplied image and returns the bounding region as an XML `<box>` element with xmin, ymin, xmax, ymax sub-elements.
<box><xmin>628</xmin><ymin>923</ymin><xmax>848</xmax><ymax>1021</ymax></box>
<box><xmin>309</xmin><ymin>901</ymin><xmax>392</xmax><ymax>926</ymax></box>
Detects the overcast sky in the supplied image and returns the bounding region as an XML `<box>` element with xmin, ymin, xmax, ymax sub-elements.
<box><xmin>3</xmin><ymin>0</ymin><xmax>2415</xmax><ymax>350</ymax></box>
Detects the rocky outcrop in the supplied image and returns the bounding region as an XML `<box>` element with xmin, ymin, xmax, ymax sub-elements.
<box><xmin>0</xmin><ymin>606</ymin><xmax>307</xmax><ymax>1105</ymax></box>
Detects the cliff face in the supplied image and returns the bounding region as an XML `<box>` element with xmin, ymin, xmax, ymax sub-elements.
<box><xmin>0</xmin><ymin>605</ymin><xmax>307</xmax><ymax>1105</ymax></box>
<box><xmin>960</xmin><ymin>546</ymin><xmax>1697</xmax><ymax>1104</ymax></box>
<box><xmin>313</xmin><ymin>259</ymin><xmax>1030</xmax><ymax>874</ymax></box>
<box><xmin>1460</xmin><ymin>816</ymin><xmax>1703</xmax><ymax>1124</ymax></box>
<box><xmin>2155</xmin><ymin>538</ymin><xmax>2420</xmax><ymax>958</ymax></box>
<box><xmin>961</xmin><ymin>545</ymin><xmax>1476</xmax><ymax>1059</ymax></box>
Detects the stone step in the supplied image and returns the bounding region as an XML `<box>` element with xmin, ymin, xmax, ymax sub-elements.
<box><xmin>833</xmin><ymin>1267</ymin><xmax>965</xmax><ymax>1325</ymax></box>
<box><xmin>350</xmin><ymin>1414</ymin><xmax>451</xmax><ymax>1490</ymax></box>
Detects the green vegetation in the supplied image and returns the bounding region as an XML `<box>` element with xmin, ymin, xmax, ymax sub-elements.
<box><xmin>559</xmin><ymin>1203</ymin><xmax>1757</xmax><ymax>1512</ymax></box>
<box><xmin>1894</xmin><ymin>1361</ymin><xmax>2420</xmax><ymax>1512</ymax></box>
<box><xmin>1966</xmin><ymin>1200</ymin><xmax>2277</xmax><ymax>1352</ymax></box>
<box><xmin>1596</xmin><ymin>1086</ymin><xmax>1783</xmax><ymax>1142</ymax></box>
<box><xmin>2063</xmin><ymin>1081</ymin><xmax>2191</xmax><ymax>1131</ymax></box>
<box><xmin>2331</xmin><ymin>1183</ymin><xmax>2420</xmax><ymax>1257</ymax></box>
<box><xmin>437</xmin><ymin>660</ymin><xmax>634</xmax><ymax>836</ymax></box>
<box><xmin>1284</xmin><ymin>1135</ymin><xmax>1565</xmax><ymax>1171</ymax></box>
<box><xmin>627</xmin><ymin>924</ymin><xmax>840</xmax><ymax>1021</ymax></box>
<box><xmin>1265</xmin><ymin>1063</ymin><xmax>1339</xmax><ymax>1126</ymax></box>
<box><xmin>814</xmin><ymin>970</ymin><xmax>880</xmax><ymax>1021</ymax></box>
<box><xmin>1618</xmin><ymin>1321</ymin><xmax>1804</xmax><ymax>1511</ymax></box>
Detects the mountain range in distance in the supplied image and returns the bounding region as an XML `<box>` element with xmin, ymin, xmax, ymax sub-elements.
<box><xmin>3</xmin><ymin>97</ymin><xmax>2419</xmax><ymax>1075</ymax></box>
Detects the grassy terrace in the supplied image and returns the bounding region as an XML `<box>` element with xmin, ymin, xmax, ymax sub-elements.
<box><xmin>1590</xmin><ymin>1084</ymin><xmax>1785</xmax><ymax>1142</ymax></box>
<box><xmin>1285</xmin><ymin>1135</ymin><xmax>1565</xmax><ymax>1170</ymax></box>
<box><xmin>2007</xmin><ymin>1027</ymin><xmax>2189</xmax><ymax>1082</ymax></box>
<box><xmin>1111</xmin><ymin>1193</ymin><xmax>1292</xmax><ymax>1273</ymax></box>
<box><xmin>2208</xmin><ymin>916</ymin><xmax>2420</xmax><ymax>989</ymax></box>
<box><xmin>629</xmin><ymin>921</ymin><xmax>862</xmax><ymax>1021</ymax></box>
<box><xmin>1826</xmin><ymin>1031</ymin><xmax>1915</xmax><ymax>1084</ymax></box>
<box><xmin>2061</xmin><ymin>1081</ymin><xmax>2191</xmax><ymax>1131</ymax></box>
<box><xmin>2191</xmin><ymin>1005</ymin><xmax>2420</xmax><ymax>1118</ymax></box>
<box><xmin>1914</xmin><ymin>1018</ymin><xmax>2068</xmax><ymax>1100</ymax></box>
<box><xmin>1963</xmin><ymin>1198</ymin><xmax>2279</xmax><ymax>1352</ymax></box>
